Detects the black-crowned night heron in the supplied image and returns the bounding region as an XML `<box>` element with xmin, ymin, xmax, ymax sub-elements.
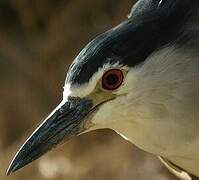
<box><xmin>7</xmin><ymin>0</ymin><xmax>199</xmax><ymax>179</ymax></box>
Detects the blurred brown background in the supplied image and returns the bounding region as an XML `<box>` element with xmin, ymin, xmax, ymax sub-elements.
<box><xmin>0</xmin><ymin>0</ymin><xmax>178</xmax><ymax>180</ymax></box>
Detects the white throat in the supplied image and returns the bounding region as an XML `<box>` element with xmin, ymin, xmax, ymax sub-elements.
<box><xmin>92</xmin><ymin>46</ymin><xmax>199</xmax><ymax>177</ymax></box>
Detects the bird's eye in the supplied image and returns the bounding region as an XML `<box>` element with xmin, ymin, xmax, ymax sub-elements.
<box><xmin>102</xmin><ymin>69</ymin><xmax>124</xmax><ymax>90</ymax></box>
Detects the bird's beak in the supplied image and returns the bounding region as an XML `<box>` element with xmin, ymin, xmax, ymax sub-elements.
<box><xmin>7</xmin><ymin>96</ymin><xmax>93</xmax><ymax>175</ymax></box>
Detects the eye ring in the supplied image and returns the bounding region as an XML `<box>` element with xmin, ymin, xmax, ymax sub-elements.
<box><xmin>102</xmin><ymin>69</ymin><xmax>124</xmax><ymax>90</ymax></box>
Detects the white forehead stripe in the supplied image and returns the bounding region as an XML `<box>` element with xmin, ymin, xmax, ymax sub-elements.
<box><xmin>63</xmin><ymin>63</ymin><xmax>129</xmax><ymax>98</ymax></box>
<box><xmin>63</xmin><ymin>84</ymin><xmax>72</xmax><ymax>100</ymax></box>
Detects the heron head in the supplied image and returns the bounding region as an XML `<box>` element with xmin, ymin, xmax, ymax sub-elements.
<box><xmin>7</xmin><ymin>0</ymin><xmax>197</xmax><ymax>175</ymax></box>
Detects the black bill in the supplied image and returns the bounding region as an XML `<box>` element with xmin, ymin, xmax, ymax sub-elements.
<box><xmin>7</xmin><ymin>97</ymin><xmax>93</xmax><ymax>175</ymax></box>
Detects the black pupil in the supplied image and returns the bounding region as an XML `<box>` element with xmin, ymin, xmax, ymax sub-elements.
<box><xmin>106</xmin><ymin>74</ymin><xmax>119</xmax><ymax>86</ymax></box>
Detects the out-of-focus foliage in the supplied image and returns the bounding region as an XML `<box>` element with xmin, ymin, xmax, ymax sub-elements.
<box><xmin>0</xmin><ymin>1</ymin><xmax>178</xmax><ymax>179</ymax></box>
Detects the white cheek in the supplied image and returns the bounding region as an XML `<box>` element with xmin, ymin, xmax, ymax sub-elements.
<box><xmin>92</xmin><ymin>97</ymin><xmax>128</xmax><ymax>126</ymax></box>
<box><xmin>92</xmin><ymin>103</ymin><xmax>113</xmax><ymax>125</ymax></box>
<box><xmin>114</xmin><ymin>68</ymin><xmax>140</xmax><ymax>95</ymax></box>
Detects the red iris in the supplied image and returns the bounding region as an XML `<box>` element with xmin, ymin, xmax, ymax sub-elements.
<box><xmin>102</xmin><ymin>69</ymin><xmax>124</xmax><ymax>90</ymax></box>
